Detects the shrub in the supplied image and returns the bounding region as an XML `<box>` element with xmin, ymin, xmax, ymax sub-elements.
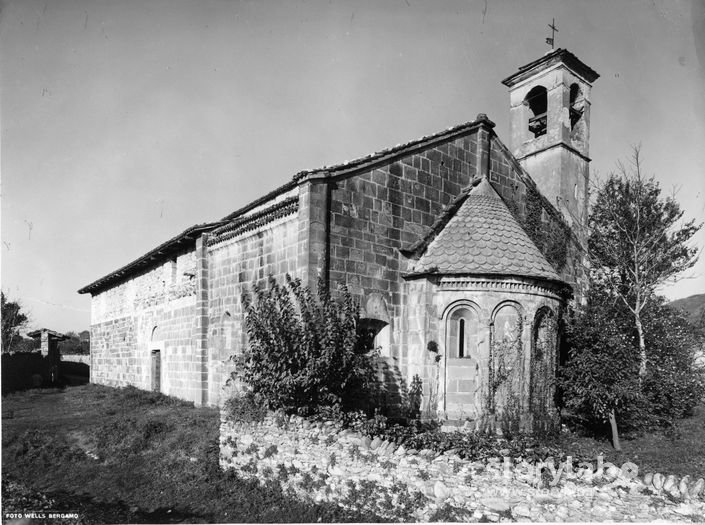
<box><xmin>224</xmin><ymin>393</ymin><xmax>268</xmax><ymax>423</ymax></box>
<box><xmin>558</xmin><ymin>292</ymin><xmax>642</xmax><ymax>438</ymax></box>
<box><xmin>234</xmin><ymin>275</ymin><xmax>376</xmax><ymax>415</ymax></box>
<box><xmin>560</xmin><ymin>291</ymin><xmax>705</xmax><ymax>437</ymax></box>
<box><xmin>640</xmin><ymin>298</ymin><xmax>705</xmax><ymax>425</ymax></box>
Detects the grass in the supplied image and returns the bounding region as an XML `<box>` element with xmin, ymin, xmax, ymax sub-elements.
<box><xmin>1</xmin><ymin>384</ymin><xmax>381</xmax><ymax>523</ymax></box>
<box><xmin>556</xmin><ymin>405</ymin><xmax>705</xmax><ymax>479</ymax></box>
<box><xmin>2</xmin><ymin>385</ymin><xmax>704</xmax><ymax>523</ymax></box>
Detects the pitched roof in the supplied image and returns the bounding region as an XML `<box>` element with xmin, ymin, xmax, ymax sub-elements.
<box><xmin>410</xmin><ymin>178</ymin><xmax>562</xmax><ymax>282</ymax></box>
<box><xmin>501</xmin><ymin>48</ymin><xmax>599</xmax><ymax>87</ymax></box>
<box><xmin>77</xmin><ymin>222</ymin><xmax>224</xmax><ymax>295</ymax></box>
<box><xmin>78</xmin><ymin>116</ymin><xmax>498</xmax><ymax>296</ymax></box>
<box><xmin>209</xmin><ymin>196</ymin><xmax>299</xmax><ymax>246</ymax></box>
<box><xmin>293</xmin><ymin>114</ymin><xmax>495</xmax><ymax>181</ymax></box>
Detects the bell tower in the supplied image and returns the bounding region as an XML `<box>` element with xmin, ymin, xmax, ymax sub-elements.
<box><xmin>502</xmin><ymin>49</ymin><xmax>599</xmax><ymax>237</ymax></box>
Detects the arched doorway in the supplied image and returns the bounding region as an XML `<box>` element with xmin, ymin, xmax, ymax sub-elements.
<box><xmin>150</xmin><ymin>325</ymin><xmax>162</xmax><ymax>393</ymax></box>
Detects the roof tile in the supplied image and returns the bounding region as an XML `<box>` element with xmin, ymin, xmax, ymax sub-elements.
<box><xmin>412</xmin><ymin>178</ymin><xmax>562</xmax><ymax>282</ymax></box>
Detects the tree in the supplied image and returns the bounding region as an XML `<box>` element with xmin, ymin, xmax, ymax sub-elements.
<box><xmin>588</xmin><ymin>147</ymin><xmax>701</xmax><ymax>381</ymax></box>
<box><xmin>561</xmin><ymin>291</ymin><xmax>705</xmax><ymax>447</ymax></box>
<box><xmin>640</xmin><ymin>298</ymin><xmax>705</xmax><ymax>426</ymax></box>
<box><xmin>1</xmin><ymin>292</ymin><xmax>30</xmax><ymax>353</ymax></box>
<box><xmin>58</xmin><ymin>331</ymin><xmax>83</xmax><ymax>355</ymax></box>
<box><xmin>559</xmin><ymin>289</ymin><xmax>641</xmax><ymax>450</ymax></box>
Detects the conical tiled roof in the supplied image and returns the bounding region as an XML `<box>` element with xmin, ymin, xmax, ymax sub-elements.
<box><xmin>412</xmin><ymin>178</ymin><xmax>562</xmax><ymax>282</ymax></box>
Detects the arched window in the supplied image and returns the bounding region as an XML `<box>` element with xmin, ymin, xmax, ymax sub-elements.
<box><xmin>525</xmin><ymin>86</ymin><xmax>547</xmax><ymax>137</ymax></box>
<box><xmin>447</xmin><ymin>306</ymin><xmax>479</xmax><ymax>359</ymax></box>
<box><xmin>569</xmin><ymin>83</ymin><xmax>583</xmax><ymax>130</ymax></box>
<box><xmin>149</xmin><ymin>325</ymin><xmax>162</xmax><ymax>393</ymax></box>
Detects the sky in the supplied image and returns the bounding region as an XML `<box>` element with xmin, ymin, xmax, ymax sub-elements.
<box><xmin>2</xmin><ymin>0</ymin><xmax>704</xmax><ymax>334</ymax></box>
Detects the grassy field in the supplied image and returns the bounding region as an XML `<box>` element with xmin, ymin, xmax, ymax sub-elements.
<box><xmin>1</xmin><ymin>385</ymin><xmax>380</xmax><ymax>524</ymax></box>
<box><xmin>560</xmin><ymin>407</ymin><xmax>705</xmax><ymax>480</ymax></box>
<box><xmin>2</xmin><ymin>385</ymin><xmax>704</xmax><ymax>523</ymax></box>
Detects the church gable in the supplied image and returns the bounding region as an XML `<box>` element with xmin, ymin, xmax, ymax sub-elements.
<box><xmin>321</xmin><ymin>117</ymin><xmax>492</xmax><ymax>303</ymax></box>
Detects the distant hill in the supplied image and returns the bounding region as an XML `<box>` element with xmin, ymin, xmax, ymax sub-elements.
<box><xmin>670</xmin><ymin>293</ymin><xmax>705</xmax><ymax>326</ymax></box>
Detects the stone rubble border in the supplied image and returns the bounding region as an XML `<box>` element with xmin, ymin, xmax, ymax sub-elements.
<box><xmin>220</xmin><ymin>411</ymin><xmax>705</xmax><ymax>522</ymax></box>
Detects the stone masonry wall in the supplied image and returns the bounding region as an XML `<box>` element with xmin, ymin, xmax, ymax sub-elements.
<box><xmin>326</xmin><ymin>129</ymin><xmax>483</xmax><ymax>384</ymax></box>
<box><xmin>219</xmin><ymin>411</ymin><xmax>705</xmax><ymax>522</ymax></box>
<box><xmin>90</xmin><ymin>250</ymin><xmax>204</xmax><ymax>403</ymax></box>
<box><xmin>404</xmin><ymin>276</ymin><xmax>564</xmax><ymax>425</ymax></box>
<box><xmin>207</xmin><ymin>211</ymin><xmax>302</xmax><ymax>406</ymax></box>
<box><xmin>323</xmin><ymin>124</ymin><xmax>581</xmax><ymax>419</ymax></box>
<box><xmin>488</xmin><ymin>137</ymin><xmax>585</xmax><ymax>298</ymax></box>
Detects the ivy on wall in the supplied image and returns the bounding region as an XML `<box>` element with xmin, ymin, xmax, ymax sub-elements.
<box><xmin>523</xmin><ymin>185</ymin><xmax>569</xmax><ymax>273</ymax></box>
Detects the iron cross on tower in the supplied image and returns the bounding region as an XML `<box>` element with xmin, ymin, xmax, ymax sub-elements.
<box><xmin>546</xmin><ymin>18</ymin><xmax>558</xmax><ymax>49</ymax></box>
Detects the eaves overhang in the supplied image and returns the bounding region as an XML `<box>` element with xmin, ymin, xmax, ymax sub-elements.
<box><xmin>77</xmin><ymin>221</ymin><xmax>224</xmax><ymax>295</ymax></box>
<box><xmin>501</xmin><ymin>48</ymin><xmax>600</xmax><ymax>87</ymax></box>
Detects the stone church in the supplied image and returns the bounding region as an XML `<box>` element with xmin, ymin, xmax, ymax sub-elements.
<box><xmin>79</xmin><ymin>48</ymin><xmax>598</xmax><ymax>427</ymax></box>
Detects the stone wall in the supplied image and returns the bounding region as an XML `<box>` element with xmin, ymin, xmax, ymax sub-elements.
<box><xmin>488</xmin><ymin>137</ymin><xmax>586</xmax><ymax>299</ymax></box>
<box><xmin>404</xmin><ymin>276</ymin><xmax>564</xmax><ymax>425</ymax></box>
<box><xmin>61</xmin><ymin>354</ymin><xmax>90</xmax><ymax>365</ymax></box>
<box><xmin>219</xmin><ymin>410</ymin><xmax>705</xmax><ymax>522</ymax></box>
<box><xmin>322</xmin><ymin>123</ymin><xmax>583</xmax><ymax>419</ymax></box>
<box><xmin>219</xmin><ymin>410</ymin><xmax>500</xmax><ymax>521</ymax></box>
<box><xmin>89</xmin><ymin>189</ymin><xmax>305</xmax><ymax>406</ymax></box>
<box><xmin>325</xmin><ymin>126</ymin><xmax>485</xmax><ymax>382</ymax></box>
<box><xmin>86</xmin><ymin>118</ymin><xmax>586</xmax><ymax>411</ymax></box>
<box><xmin>206</xmin><ymin>202</ymin><xmax>302</xmax><ymax>405</ymax></box>
<box><xmin>1</xmin><ymin>353</ymin><xmax>50</xmax><ymax>394</ymax></box>
<box><xmin>90</xmin><ymin>250</ymin><xmax>203</xmax><ymax>403</ymax></box>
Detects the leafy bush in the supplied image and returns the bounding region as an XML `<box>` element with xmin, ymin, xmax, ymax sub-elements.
<box><xmin>558</xmin><ymin>291</ymin><xmax>642</xmax><ymax>436</ymax></box>
<box><xmin>640</xmin><ymin>298</ymin><xmax>705</xmax><ymax>425</ymax></box>
<box><xmin>325</xmin><ymin>408</ymin><xmax>574</xmax><ymax>465</ymax></box>
<box><xmin>234</xmin><ymin>275</ymin><xmax>376</xmax><ymax>415</ymax></box>
<box><xmin>560</xmin><ymin>291</ymin><xmax>705</xmax><ymax>438</ymax></box>
<box><xmin>224</xmin><ymin>393</ymin><xmax>268</xmax><ymax>423</ymax></box>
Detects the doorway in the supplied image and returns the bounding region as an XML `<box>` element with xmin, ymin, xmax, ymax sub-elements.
<box><xmin>151</xmin><ymin>350</ymin><xmax>161</xmax><ymax>392</ymax></box>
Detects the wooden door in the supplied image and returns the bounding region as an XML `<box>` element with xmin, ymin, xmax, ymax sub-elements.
<box><xmin>151</xmin><ymin>350</ymin><xmax>161</xmax><ymax>392</ymax></box>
